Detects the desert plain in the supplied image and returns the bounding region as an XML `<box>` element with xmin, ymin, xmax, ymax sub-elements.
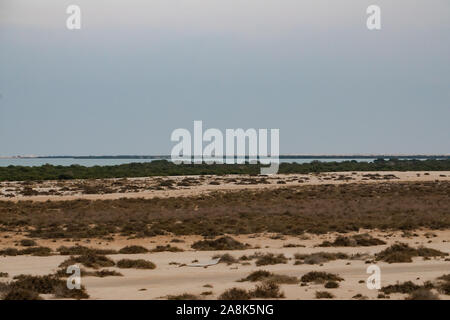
<box><xmin>0</xmin><ymin>171</ymin><xmax>449</xmax><ymax>300</ymax></box>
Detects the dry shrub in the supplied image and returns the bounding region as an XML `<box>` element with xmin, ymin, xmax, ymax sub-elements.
<box><xmin>118</xmin><ymin>245</ymin><xmax>149</xmax><ymax>254</ymax></box>
<box><xmin>218</xmin><ymin>288</ymin><xmax>251</xmax><ymax>300</ymax></box>
<box><xmin>255</xmin><ymin>253</ymin><xmax>288</xmax><ymax>266</ymax></box>
<box><xmin>406</xmin><ymin>288</ymin><xmax>439</xmax><ymax>300</ymax></box>
<box><xmin>380</xmin><ymin>281</ymin><xmax>421</xmax><ymax>294</ymax></box>
<box><xmin>250</xmin><ymin>281</ymin><xmax>285</xmax><ymax>298</ymax></box>
<box><xmin>192</xmin><ymin>236</ymin><xmax>249</xmax><ymax>251</ymax></box>
<box><xmin>167</xmin><ymin>293</ymin><xmax>198</xmax><ymax>300</ymax></box>
<box><xmin>315</xmin><ymin>291</ymin><xmax>334</xmax><ymax>299</ymax></box>
<box><xmin>239</xmin><ymin>270</ymin><xmax>298</xmax><ymax>284</ymax></box>
<box><xmin>58</xmin><ymin>245</ymin><xmax>117</xmax><ymax>255</ymax></box>
<box><xmin>116</xmin><ymin>259</ymin><xmax>156</xmax><ymax>269</ymax></box>
<box><xmin>319</xmin><ymin>234</ymin><xmax>386</xmax><ymax>247</ymax></box>
<box><xmin>294</xmin><ymin>252</ymin><xmax>348</xmax><ymax>265</ymax></box>
<box><xmin>300</xmin><ymin>271</ymin><xmax>343</xmax><ymax>284</ymax></box>
<box><xmin>150</xmin><ymin>245</ymin><xmax>183</xmax><ymax>253</ymax></box>
<box><xmin>59</xmin><ymin>253</ymin><xmax>115</xmax><ymax>269</ymax></box>
<box><xmin>376</xmin><ymin>243</ymin><xmax>447</xmax><ymax>263</ymax></box>
<box><xmin>2</xmin><ymin>288</ymin><xmax>42</xmax><ymax>300</ymax></box>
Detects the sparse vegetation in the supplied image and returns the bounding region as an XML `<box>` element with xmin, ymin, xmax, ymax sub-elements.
<box><xmin>294</xmin><ymin>252</ymin><xmax>348</xmax><ymax>265</ymax></box>
<box><xmin>192</xmin><ymin>237</ymin><xmax>250</xmax><ymax>251</ymax></box>
<box><xmin>319</xmin><ymin>234</ymin><xmax>386</xmax><ymax>247</ymax></box>
<box><xmin>1</xmin><ymin>274</ymin><xmax>89</xmax><ymax>300</ymax></box>
<box><xmin>406</xmin><ymin>288</ymin><xmax>439</xmax><ymax>300</ymax></box>
<box><xmin>218</xmin><ymin>288</ymin><xmax>251</xmax><ymax>300</ymax></box>
<box><xmin>250</xmin><ymin>281</ymin><xmax>285</xmax><ymax>298</ymax></box>
<box><xmin>59</xmin><ymin>253</ymin><xmax>115</xmax><ymax>269</ymax></box>
<box><xmin>255</xmin><ymin>253</ymin><xmax>288</xmax><ymax>266</ymax></box>
<box><xmin>324</xmin><ymin>281</ymin><xmax>339</xmax><ymax>289</ymax></box>
<box><xmin>380</xmin><ymin>281</ymin><xmax>421</xmax><ymax>294</ymax></box>
<box><xmin>300</xmin><ymin>272</ymin><xmax>344</xmax><ymax>284</ymax></box>
<box><xmin>1</xmin><ymin>182</ymin><xmax>449</xmax><ymax>239</ymax></box>
<box><xmin>315</xmin><ymin>291</ymin><xmax>334</xmax><ymax>299</ymax></box>
<box><xmin>57</xmin><ymin>245</ymin><xmax>117</xmax><ymax>255</ymax></box>
<box><xmin>20</xmin><ymin>239</ymin><xmax>37</xmax><ymax>247</ymax></box>
<box><xmin>376</xmin><ymin>243</ymin><xmax>448</xmax><ymax>263</ymax></box>
<box><xmin>116</xmin><ymin>259</ymin><xmax>156</xmax><ymax>269</ymax></box>
<box><xmin>167</xmin><ymin>293</ymin><xmax>198</xmax><ymax>300</ymax></box>
<box><xmin>118</xmin><ymin>245</ymin><xmax>149</xmax><ymax>254</ymax></box>
<box><xmin>238</xmin><ymin>270</ymin><xmax>299</xmax><ymax>284</ymax></box>
<box><xmin>150</xmin><ymin>245</ymin><xmax>183</xmax><ymax>252</ymax></box>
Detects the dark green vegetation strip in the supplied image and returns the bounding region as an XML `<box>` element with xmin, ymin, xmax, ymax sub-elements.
<box><xmin>1</xmin><ymin>159</ymin><xmax>450</xmax><ymax>181</ymax></box>
<box><xmin>0</xmin><ymin>182</ymin><xmax>449</xmax><ymax>238</ymax></box>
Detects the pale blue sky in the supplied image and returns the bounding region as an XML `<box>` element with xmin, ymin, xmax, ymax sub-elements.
<box><xmin>0</xmin><ymin>0</ymin><xmax>449</xmax><ymax>156</ymax></box>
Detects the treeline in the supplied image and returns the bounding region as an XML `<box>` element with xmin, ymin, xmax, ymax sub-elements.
<box><xmin>0</xmin><ymin>159</ymin><xmax>449</xmax><ymax>181</ymax></box>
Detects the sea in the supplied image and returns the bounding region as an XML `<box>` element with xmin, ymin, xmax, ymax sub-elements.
<box><xmin>0</xmin><ymin>158</ymin><xmax>378</xmax><ymax>167</ymax></box>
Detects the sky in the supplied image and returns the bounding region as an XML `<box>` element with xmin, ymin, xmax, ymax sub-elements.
<box><xmin>0</xmin><ymin>0</ymin><xmax>449</xmax><ymax>156</ymax></box>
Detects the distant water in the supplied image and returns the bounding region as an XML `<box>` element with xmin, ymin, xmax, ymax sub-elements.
<box><xmin>0</xmin><ymin>158</ymin><xmax>374</xmax><ymax>167</ymax></box>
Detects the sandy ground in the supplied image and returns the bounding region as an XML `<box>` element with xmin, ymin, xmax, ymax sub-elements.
<box><xmin>1</xmin><ymin>171</ymin><xmax>449</xmax><ymax>202</ymax></box>
<box><xmin>1</xmin><ymin>230</ymin><xmax>449</xmax><ymax>300</ymax></box>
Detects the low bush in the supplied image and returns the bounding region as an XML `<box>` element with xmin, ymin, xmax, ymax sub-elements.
<box><xmin>255</xmin><ymin>253</ymin><xmax>288</xmax><ymax>266</ymax></box>
<box><xmin>192</xmin><ymin>237</ymin><xmax>249</xmax><ymax>251</ymax></box>
<box><xmin>315</xmin><ymin>291</ymin><xmax>334</xmax><ymax>299</ymax></box>
<box><xmin>118</xmin><ymin>246</ymin><xmax>149</xmax><ymax>254</ymax></box>
<box><xmin>218</xmin><ymin>288</ymin><xmax>252</xmax><ymax>300</ymax></box>
<box><xmin>300</xmin><ymin>272</ymin><xmax>343</xmax><ymax>284</ymax></box>
<box><xmin>116</xmin><ymin>259</ymin><xmax>156</xmax><ymax>269</ymax></box>
<box><xmin>59</xmin><ymin>253</ymin><xmax>116</xmax><ymax>269</ymax></box>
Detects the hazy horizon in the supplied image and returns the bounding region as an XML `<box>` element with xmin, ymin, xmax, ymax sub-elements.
<box><xmin>1</xmin><ymin>0</ymin><xmax>449</xmax><ymax>156</ymax></box>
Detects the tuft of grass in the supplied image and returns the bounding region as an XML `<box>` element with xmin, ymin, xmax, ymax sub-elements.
<box><xmin>150</xmin><ymin>245</ymin><xmax>183</xmax><ymax>252</ymax></box>
<box><xmin>255</xmin><ymin>253</ymin><xmax>288</xmax><ymax>266</ymax></box>
<box><xmin>238</xmin><ymin>270</ymin><xmax>299</xmax><ymax>284</ymax></box>
<box><xmin>406</xmin><ymin>288</ymin><xmax>439</xmax><ymax>300</ymax></box>
<box><xmin>118</xmin><ymin>245</ymin><xmax>149</xmax><ymax>254</ymax></box>
<box><xmin>436</xmin><ymin>274</ymin><xmax>450</xmax><ymax>295</ymax></box>
<box><xmin>20</xmin><ymin>239</ymin><xmax>37</xmax><ymax>247</ymax></box>
<box><xmin>213</xmin><ymin>253</ymin><xmax>237</xmax><ymax>265</ymax></box>
<box><xmin>53</xmin><ymin>283</ymin><xmax>90</xmax><ymax>300</ymax></box>
<box><xmin>2</xmin><ymin>288</ymin><xmax>42</xmax><ymax>300</ymax></box>
<box><xmin>0</xmin><ymin>246</ymin><xmax>52</xmax><ymax>257</ymax></box>
<box><xmin>57</xmin><ymin>245</ymin><xmax>117</xmax><ymax>255</ymax></box>
<box><xmin>167</xmin><ymin>293</ymin><xmax>198</xmax><ymax>300</ymax></box>
<box><xmin>301</xmin><ymin>272</ymin><xmax>344</xmax><ymax>284</ymax></box>
<box><xmin>315</xmin><ymin>291</ymin><xmax>334</xmax><ymax>299</ymax></box>
<box><xmin>324</xmin><ymin>281</ymin><xmax>339</xmax><ymax>289</ymax></box>
<box><xmin>0</xmin><ymin>272</ymin><xmax>9</xmax><ymax>278</ymax></box>
<box><xmin>319</xmin><ymin>234</ymin><xmax>386</xmax><ymax>247</ymax></box>
<box><xmin>376</xmin><ymin>243</ymin><xmax>448</xmax><ymax>263</ymax></box>
<box><xmin>116</xmin><ymin>259</ymin><xmax>156</xmax><ymax>269</ymax></box>
<box><xmin>380</xmin><ymin>281</ymin><xmax>421</xmax><ymax>294</ymax></box>
<box><xmin>294</xmin><ymin>252</ymin><xmax>348</xmax><ymax>265</ymax></box>
<box><xmin>192</xmin><ymin>236</ymin><xmax>250</xmax><ymax>251</ymax></box>
<box><xmin>218</xmin><ymin>288</ymin><xmax>252</xmax><ymax>300</ymax></box>
<box><xmin>19</xmin><ymin>246</ymin><xmax>53</xmax><ymax>256</ymax></box>
<box><xmin>5</xmin><ymin>274</ymin><xmax>89</xmax><ymax>299</ymax></box>
<box><xmin>91</xmin><ymin>269</ymin><xmax>123</xmax><ymax>278</ymax></box>
<box><xmin>250</xmin><ymin>281</ymin><xmax>285</xmax><ymax>298</ymax></box>
<box><xmin>59</xmin><ymin>253</ymin><xmax>115</xmax><ymax>269</ymax></box>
